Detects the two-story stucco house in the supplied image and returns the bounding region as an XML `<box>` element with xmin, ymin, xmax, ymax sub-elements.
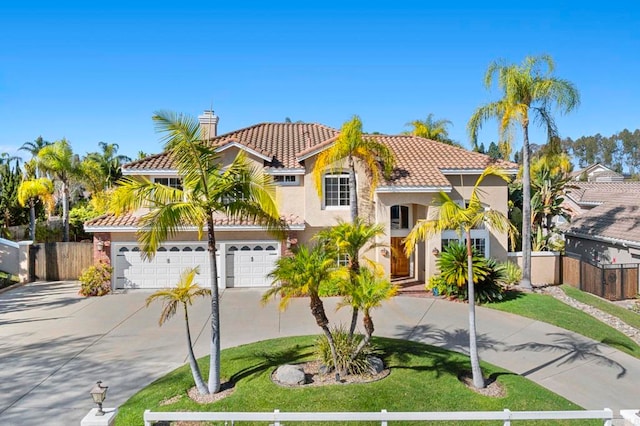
<box><xmin>85</xmin><ymin>110</ymin><xmax>516</xmax><ymax>290</ymax></box>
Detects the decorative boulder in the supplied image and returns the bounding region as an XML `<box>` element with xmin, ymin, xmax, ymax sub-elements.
<box><xmin>275</xmin><ymin>364</ymin><xmax>306</xmax><ymax>385</ymax></box>
<box><xmin>367</xmin><ymin>356</ymin><xmax>385</xmax><ymax>374</ymax></box>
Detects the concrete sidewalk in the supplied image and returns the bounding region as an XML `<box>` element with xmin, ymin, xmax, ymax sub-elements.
<box><xmin>0</xmin><ymin>282</ymin><xmax>637</xmax><ymax>425</ymax></box>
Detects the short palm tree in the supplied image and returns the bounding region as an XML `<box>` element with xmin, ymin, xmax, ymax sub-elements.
<box><xmin>262</xmin><ymin>244</ymin><xmax>341</xmax><ymax>380</ymax></box>
<box><xmin>38</xmin><ymin>139</ymin><xmax>83</xmax><ymax>242</ymax></box>
<box><xmin>313</xmin><ymin>115</ymin><xmax>395</xmax><ymax>222</ymax></box>
<box><xmin>404</xmin><ymin>166</ymin><xmax>517</xmax><ymax>389</ymax></box>
<box><xmin>17</xmin><ymin>177</ymin><xmax>55</xmax><ymax>241</ymax></box>
<box><xmin>110</xmin><ymin>110</ymin><xmax>283</xmax><ymax>394</ymax></box>
<box><xmin>404</xmin><ymin>113</ymin><xmax>453</xmax><ymax>144</ymax></box>
<box><xmin>337</xmin><ymin>266</ymin><xmax>397</xmax><ymax>358</ymax></box>
<box><xmin>467</xmin><ymin>55</ymin><xmax>579</xmax><ymax>289</ymax></box>
<box><xmin>146</xmin><ymin>267</ymin><xmax>211</xmax><ymax>395</ymax></box>
<box><xmin>315</xmin><ymin>218</ymin><xmax>385</xmax><ymax>339</ymax></box>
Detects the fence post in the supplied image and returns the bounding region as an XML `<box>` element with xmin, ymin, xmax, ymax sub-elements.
<box><xmin>272</xmin><ymin>408</ymin><xmax>281</xmax><ymax>426</ymax></box>
<box><xmin>381</xmin><ymin>409</ymin><xmax>387</xmax><ymax>426</ymax></box>
<box><xmin>503</xmin><ymin>408</ymin><xmax>511</xmax><ymax>426</ymax></box>
<box><xmin>603</xmin><ymin>407</ymin><xmax>613</xmax><ymax>426</ymax></box>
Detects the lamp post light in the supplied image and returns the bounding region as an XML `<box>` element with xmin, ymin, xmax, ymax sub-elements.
<box><xmin>89</xmin><ymin>381</ymin><xmax>108</xmax><ymax>416</ymax></box>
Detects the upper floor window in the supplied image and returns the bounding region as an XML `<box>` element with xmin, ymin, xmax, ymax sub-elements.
<box><xmin>324</xmin><ymin>173</ymin><xmax>350</xmax><ymax>207</ymax></box>
<box><xmin>273</xmin><ymin>175</ymin><xmax>299</xmax><ymax>186</ymax></box>
<box><xmin>154</xmin><ymin>177</ymin><xmax>182</xmax><ymax>190</ymax></box>
<box><xmin>391</xmin><ymin>205</ymin><xmax>410</xmax><ymax>230</ymax></box>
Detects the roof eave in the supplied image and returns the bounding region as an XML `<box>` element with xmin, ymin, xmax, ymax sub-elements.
<box><xmin>376</xmin><ymin>185</ymin><xmax>452</xmax><ymax>193</ymax></box>
<box><xmin>564</xmin><ymin>230</ymin><xmax>640</xmax><ymax>249</ymax></box>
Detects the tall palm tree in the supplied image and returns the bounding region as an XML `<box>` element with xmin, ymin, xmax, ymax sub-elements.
<box><xmin>467</xmin><ymin>55</ymin><xmax>579</xmax><ymax>290</ymax></box>
<box><xmin>313</xmin><ymin>115</ymin><xmax>395</xmax><ymax>222</ymax></box>
<box><xmin>337</xmin><ymin>266</ymin><xmax>397</xmax><ymax>358</ymax></box>
<box><xmin>110</xmin><ymin>110</ymin><xmax>282</xmax><ymax>394</ymax></box>
<box><xmin>17</xmin><ymin>177</ymin><xmax>55</xmax><ymax>241</ymax></box>
<box><xmin>262</xmin><ymin>244</ymin><xmax>341</xmax><ymax>380</ymax></box>
<box><xmin>37</xmin><ymin>139</ymin><xmax>82</xmax><ymax>242</ymax></box>
<box><xmin>404</xmin><ymin>166</ymin><xmax>516</xmax><ymax>389</ymax></box>
<box><xmin>315</xmin><ymin>218</ymin><xmax>385</xmax><ymax>339</ymax></box>
<box><xmin>85</xmin><ymin>142</ymin><xmax>132</xmax><ymax>190</ymax></box>
<box><xmin>146</xmin><ymin>267</ymin><xmax>211</xmax><ymax>395</ymax></box>
<box><xmin>404</xmin><ymin>113</ymin><xmax>453</xmax><ymax>143</ymax></box>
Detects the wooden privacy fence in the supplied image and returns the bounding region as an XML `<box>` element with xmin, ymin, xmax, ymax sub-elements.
<box><xmin>30</xmin><ymin>242</ymin><xmax>93</xmax><ymax>281</ymax></box>
<box><xmin>562</xmin><ymin>253</ymin><xmax>639</xmax><ymax>300</ymax></box>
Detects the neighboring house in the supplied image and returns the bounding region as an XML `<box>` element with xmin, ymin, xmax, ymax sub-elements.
<box><xmin>562</xmin><ymin>181</ymin><xmax>640</xmax><ymax>218</ymax></box>
<box><xmin>570</xmin><ymin>163</ymin><xmax>624</xmax><ymax>182</ymax></box>
<box><xmin>85</xmin><ymin>110</ymin><xmax>516</xmax><ymax>290</ymax></box>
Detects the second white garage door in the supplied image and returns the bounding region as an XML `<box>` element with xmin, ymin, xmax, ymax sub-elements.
<box><xmin>225</xmin><ymin>243</ymin><xmax>279</xmax><ymax>288</ymax></box>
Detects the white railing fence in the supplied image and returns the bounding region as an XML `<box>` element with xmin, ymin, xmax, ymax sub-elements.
<box><xmin>144</xmin><ymin>408</ymin><xmax>616</xmax><ymax>425</ymax></box>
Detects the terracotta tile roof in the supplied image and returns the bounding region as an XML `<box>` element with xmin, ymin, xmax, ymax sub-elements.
<box><xmin>85</xmin><ymin>212</ymin><xmax>304</xmax><ymax>229</ymax></box>
<box><xmin>372</xmin><ymin>135</ymin><xmax>517</xmax><ymax>187</ymax></box>
<box><xmin>565</xmin><ymin>182</ymin><xmax>640</xmax><ymax>205</ymax></box>
<box><xmin>562</xmin><ymin>197</ymin><xmax>640</xmax><ymax>246</ymax></box>
<box><xmin>124</xmin><ymin>123</ymin><xmax>340</xmax><ymax>171</ymax></box>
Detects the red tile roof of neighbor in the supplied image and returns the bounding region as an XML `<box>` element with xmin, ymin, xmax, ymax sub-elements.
<box><xmin>124</xmin><ymin>122</ymin><xmax>516</xmax><ymax>188</ymax></box>
<box><xmin>563</xmin><ymin>196</ymin><xmax>640</xmax><ymax>245</ymax></box>
<box><xmin>85</xmin><ymin>212</ymin><xmax>305</xmax><ymax>229</ymax></box>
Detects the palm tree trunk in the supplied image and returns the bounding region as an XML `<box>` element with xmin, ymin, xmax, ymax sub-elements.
<box><xmin>521</xmin><ymin>125</ymin><xmax>533</xmax><ymax>289</ymax></box>
<box><xmin>348</xmin><ymin>156</ymin><xmax>358</xmax><ymax>222</ymax></box>
<box><xmin>207</xmin><ymin>215</ymin><xmax>221</xmax><ymax>393</ymax></box>
<box><xmin>29</xmin><ymin>199</ymin><xmax>36</xmax><ymax>241</ymax></box>
<box><xmin>183</xmin><ymin>302</ymin><xmax>209</xmax><ymax>395</ymax></box>
<box><xmin>62</xmin><ymin>181</ymin><xmax>70</xmax><ymax>242</ymax></box>
<box><xmin>352</xmin><ymin>313</ymin><xmax>373</xmax><ymax>359</ymax></box>
<box><xmin>348</xmin><ymin>261</ymin><xmax>360</xmax><ymax>340</ymax></box>
<box><xmin>310</xmin><ymin>293</ymin><xmax>341</xmax><ymax>381</ymax></box>
<box><xmin>466</xmin><ymin>232</ymin><xmax>485</xmax><ymax>389</ymax></box>
<box><xmin>348</xmin><ymin>307</ymin><xmax>359</xmax><ymax>340</ymax></box>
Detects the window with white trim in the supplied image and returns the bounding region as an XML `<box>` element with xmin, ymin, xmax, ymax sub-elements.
<box><xmin>337</xmin><ymin>253</ymin><xmax>350</xmax><ymax>267</ymax></box>
<box><xmin>273</xmin><ymin>175</ymin><xmax>299</xmax><ymax>185</ymax></box>
<box><xmin>154</xmin><ymin>177</ymin><xmax>182</xmax><ymax>190</ymax></box>
<box><xmin>391</xmin><ymin>205</ymin><xmax>410</xmax><ymax>230</ymax></box>
<box><xmin>324</xmin><ymin>173</ymin><xmax>350</xmax><ymax>207</ymax></box>
<box><xmin>441</xmin><ymin>230</ymin><xmax>489</xmax><ymax>258</ymax></box>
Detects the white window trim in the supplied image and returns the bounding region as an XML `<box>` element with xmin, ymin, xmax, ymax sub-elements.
<box><xmin>272</xmin><ymin>175</ymin><xmax>300</xmax><ymax>186</ymax></box>
<box><xmin>322</xmin><ymin>172</ymin><xmax>351</xmax><ymax>210</ymax></box>
<box><xmin>440</xmin><ymin>229</ymin><xmax>490</xmax><ymax>257</ymax></box>
<box><xmin>390</xmin><ymin>204</ymin><xmax>412</xmax><ymax>237</ymax></box>
<box><xmin>153</xmin><ymin>177</ymin><xmax>183</xmax><ymax>189</ymax></box>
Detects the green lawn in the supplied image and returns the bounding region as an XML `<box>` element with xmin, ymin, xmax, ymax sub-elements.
<box><xmin>486</xmin><ymin>292</ymin><xmax>640</xmax><ymax>359</ymax></box>
<box><xmin>117</xmin><ymin>336</ymin><xmax>593</xmax><ymax>426</ymax></box>
<box><xmin>561</xmin><ymin>285</ymin><xmax>640</xmax><ymax>330</ymax></box>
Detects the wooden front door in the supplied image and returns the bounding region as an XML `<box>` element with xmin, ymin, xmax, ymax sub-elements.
<box><xmin>390</xmin><ymin>237</ymin><xmax>410</xmax><ymax>278</ymax></box>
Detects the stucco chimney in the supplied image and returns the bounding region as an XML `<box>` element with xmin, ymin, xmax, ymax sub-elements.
<box><xmin>198</xmin><ymin>110</ymin><xmax>219</xmax><ymax>140</ymax></box>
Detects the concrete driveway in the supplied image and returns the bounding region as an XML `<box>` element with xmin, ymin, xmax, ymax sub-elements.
<box><xmin>0</xmin><ymin>281</ymin><xmax>638</xmax><ymax>425</ymax></box>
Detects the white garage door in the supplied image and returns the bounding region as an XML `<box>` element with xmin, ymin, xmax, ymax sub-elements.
<box><xmin>225</xmin><ymin>243</ymin><xmax>279</xmax><ymax>288</ymax></box>
<box><xmin>114</xmin><ymin>243</ymin><xmax>220</xmax><ymax>289</ymax></box>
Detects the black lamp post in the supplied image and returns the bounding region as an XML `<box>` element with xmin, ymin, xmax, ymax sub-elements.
<box><xmin>89</xmin><ymin>380</ymin><xmax>108</xmax><ymax>416</ymax></box>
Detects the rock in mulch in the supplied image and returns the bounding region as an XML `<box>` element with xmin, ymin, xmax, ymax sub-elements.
<box><xmin>367</xmin><ymin>355</ymin><xmax>385</xmax><ymax>374</ymax></box>
<box><xmin>275</xmin><ymin>364</ymin><xmax>306</xmax><ymax>385</ymax></box>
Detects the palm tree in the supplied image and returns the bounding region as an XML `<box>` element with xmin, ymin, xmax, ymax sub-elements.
<box><xmin>467</xmin><ymin>55</ymin><xmax>579</xmax><ymax>290</ymax></box>
<box><xmin>315</xmin><ymin>218</ymin><xmax>385</xmax><ymax>339</ymax></box>
<box><xmin>17</xmin><ymin>178</ymin><xmax>55</xmax><ymax>241</ymax></box>
<box><xmin>37</xmin><ymin>139</ymin><xmax>82</xmax><ymax>242</ymax></box>
<box><xmin>145</xmin><ymin>267</ymin><xmax>211</xmax><ymax>395</ymax></box>
<box><xmin>337</xmin><ymin>266</ymin><xmax>397</xmax><ymax>358</ymax></box>
<box><xmin>110</xmin><ymin>110</ymin><xmax>282</xmax><ymax>394</ymax></box>
<box><xmin>262</xmin><ymin>244</ymin><xmax>341</xmax><ymax>380</ymax></box>
<box><xmin>404</xmin><ymin>113</ymin><xmax>453</xmax><ymax>143</ymax></box>
<box><xmin>313</xmin><ymin>115</ymin><xmax>395</xmax><ymax>222</ymax></box>
<box><xmin>85</xmin><ymin>142</ymin><xmax>132</xmax><ymax>190</ymax></box>
<box><xmin>20</xmin><ymin>137</ymin><xmax>51</xmax><ymax>177</ymax></box>
<box><xmin>404</xmin><ymin>166</ymin><xmax>516</xmax><ymax>389</ymax></box>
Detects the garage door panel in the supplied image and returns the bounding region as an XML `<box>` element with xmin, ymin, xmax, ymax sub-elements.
<box><xmin>226</xmin><ymin>243</ymin><xmax>280</xmax><ymax>288</ymax></box>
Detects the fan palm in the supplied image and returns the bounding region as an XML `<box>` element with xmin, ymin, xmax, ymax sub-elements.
<box><xmin>146</xmin><ymin>267</ymin><xmax>211</xmax><ymax>395</ymax></box>
<box><xmin>404</xmin><ymin>166</ymin><xmax>517</xmax><ymax>389</ymax></box>
<box><xmin>262</xmin><ymin>244</ymin><xmax>341</xmax><ymax>379</ymax></box>
<box><xmin>467</xmin><ymin>55</ymin><xmax>579</xmax><ymax>289</ymax></box>
<box><xmin>404</xmin><ymin>113</ymin><xmax>453</xmax><ymax>143</ymax></box>
<box><xmin>37</xmin><ymin>139</ymin><xmax>82</xmax><ymax>242</ymax></box>
<box><xmin>315</xmin><ymin>218</ymin><xmax>385</xmax><ymax>339</ymax></box>
<box><xmin>313</xmin><ymin>115</ymin><xmax>395</xmax><ymax>222</ymax></box>
<box><xmin>17</xmin><ymin>178</ymin><xmax>55</xmax><ymax>241</ymax></box>
<box><xmin>110</xmin><ymin>111</ymin><xmax>283</xmax><ymax>394</ymax></box>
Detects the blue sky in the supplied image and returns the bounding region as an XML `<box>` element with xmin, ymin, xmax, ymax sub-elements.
<box><xmin>1</xmin><ymin>1</ymin><xmax>638</xmax><ymax>161</ymax></box>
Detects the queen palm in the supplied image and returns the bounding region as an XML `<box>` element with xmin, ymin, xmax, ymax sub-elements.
<box><xmin>315</xmin><ymin>218</ymin><xmax>385</xmax><ymax>339</ymax></box>
<box><xmin>262</xmin><ymin>244</ymin><xmax>341</xmax><ymax>379</ymax></box>
<box><xmin>20</xmin><ymin>136</ymin><xmax>51</xmax><ymax>178</ymax></box>
<box><xmin>37</xmin><ymin>139</ymin><xmax>82</xmax><ymax>242</ymax></box>
<box><xmin>467</xmin><ymin>55</ymin><xmax>579</xmax><ymax>289</ymax></box>
<box><xmin>404</xmin><ymin>166</ymin><xmax>516</xmax><ymax>389</ymax></box>
<box><xmin>17</xmin><ymin>177</ymin><xmax>55</xmax><ymax>241</ymax></box>
<box><xmin>146</xmin><ymin>267</ymin><xmax>211</xmax><ymax>395</ymax></box>
<box><xmin>313</xmin><ymin>115</ymin><xmax>395</xmax><ymax>222</ymax></box>
<box><xmin>85</xmin><ymin>142</ymin><xmax>132</xmax><ymax>190</ymax></box>
<box><xmin>110</xmin><ymin>111</ymin><xmax>282</xmax><ymax>394</ymax></box>
<box><xmin>404</xmin><ymin>113</ymin><xmax>453</xmax><ymax>143</ymax></box>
